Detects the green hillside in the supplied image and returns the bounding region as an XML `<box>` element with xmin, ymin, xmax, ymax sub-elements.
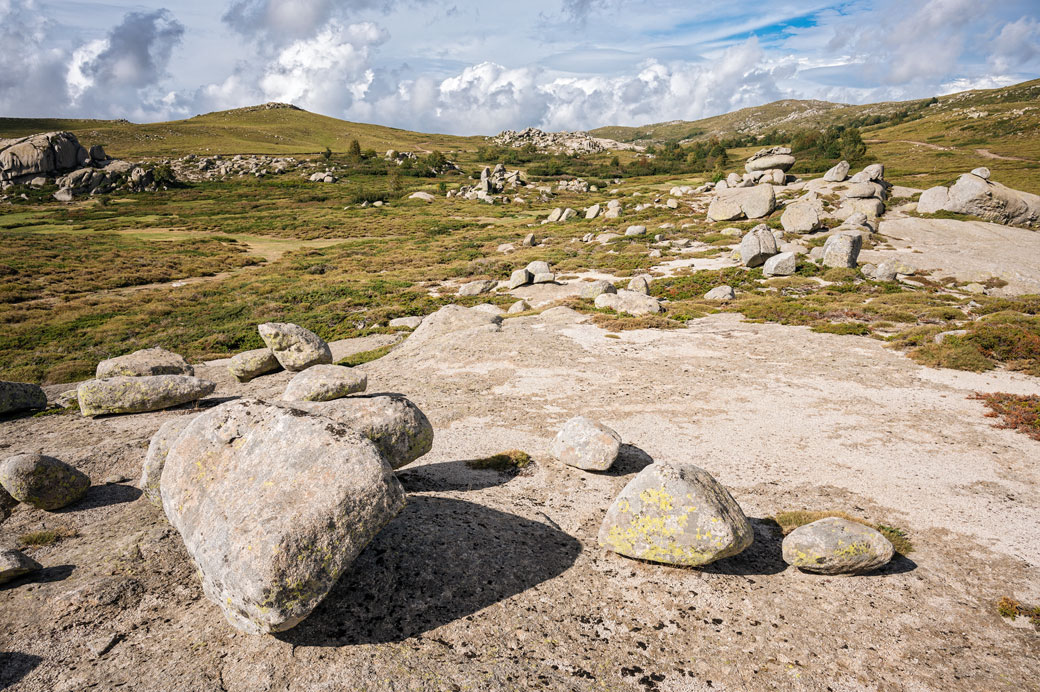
<box><xmin>0</xmin><ymin>103</ymin><xmax>484</xmax><ymax>159</ymax></box>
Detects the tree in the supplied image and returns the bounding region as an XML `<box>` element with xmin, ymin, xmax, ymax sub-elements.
<box><xmin>387</xmin><ymin>164</ymin><xmax>402</xmax><ymax>194</ymax></box>
<box><xmin>839</xmin><ymin>128</ymin><xmax>867</xmax><ymax>162</ymax></box>
<box><xmin>321</xmin><ymin>146</ymin><xmax>332</xmax><ymax>162</ymax></box>
<box><xmin>347</xmin><ymin>138</ymin><xmax>362</xmax><ymax>162</ymax></box>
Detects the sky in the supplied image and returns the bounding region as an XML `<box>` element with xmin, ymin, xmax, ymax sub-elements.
<box><xmin>1</xmin><ymin>0</ymin><xmax>1038</xmax><ymax>134</ymax></box>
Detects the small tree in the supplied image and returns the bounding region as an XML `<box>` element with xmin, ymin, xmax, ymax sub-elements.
<box><xmin>347</xmin><ymin>138</ymin><xmax>362</xmax><ymax>163</ymax></box>
<box><xmin>321</xmin><ymin>146</ymin><xmax>332</xmax><ymax>162</ymax></box>
<box><xmin>387</xmin><ymin>164</ymin><xmax>403</xmax><ymax>194</ymax></box>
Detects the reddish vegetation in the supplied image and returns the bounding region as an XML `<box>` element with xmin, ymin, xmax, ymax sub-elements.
<box><xmin>971</xmin><ymin>392</ymin><xmax>1040</xmax><ymax>441</ymax></box>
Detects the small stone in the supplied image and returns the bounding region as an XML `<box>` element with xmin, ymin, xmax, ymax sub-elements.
<box><xmin>963</xmin><ymin>282</ymin><xmax>987</xmax><ymax>294</ymax></box>
<box><xmin>585</xmin><ymin>204</ymin><xmax>601</xmax><ymax>219</ymax></box>
<box><xmin>283</xmin><ymin>364</ymin><xmax>367</xmax><ymax>402</ymax></box>
<box><xmin>781</xmin><ymin>517</ymin><xmax>894</xmax><ymax>575</ymax></box>
<box><xmin>96</xmin><ymin>347</ymin><xmax>194</xmax><ymax>379</ymax></box>
<box><xmin>763</xmin><ymin>252</ymin><xmax>797</xmax><ymax>277</ymax></box>
<box><xmin>704</xmin><ymin>286</ymin><xmax>735</xmax><ymax>301</ymax></box>
<box><xmin>229</xmin><ymin>348</ymin><xmax>281</xmax><ymax>382</ymax></box>
<box><xmin>580</xmin><ymin>280</ymin><xmax>617</xmax><ymax>300</ymax></box>
<box><xmin>0</xmin><ymin>453</ymin><xmax>90</xmax><ymax>510</ymax></box>
<box><xmin>624</xmin><ymin>225</ymin><xmax>646</xmax><ymax>236</ymax></box>
<box><xmin>258</xmin><ymin>322</ymin><xmax>333</xmax><ymax>371</ymax></box>
<box><xmin>0</xmin><ymin>548</ymin><xmax>42</xmax><ymax>585</ymax></box>
<box><xmin>599</xmin><ymin>462</ymin><xmax>753</xmax><ymax>566</ymax></box>
<box><xmin>522</xmin><ymin>232</ymin><xmax>537</xmax><ymax>246</ymax></box>
<box><xmin>666</xmin><ymin>198</ymin><xmax>678</xmax><ymax>209</ymax></box>
<box><xmin>822</xmin><ymin>232</ymin><xmax>863</xmax><ymax>268</ymax></box>
<box><xmin>549</xmin><ymin>416</ymin><xmax>621</xmax><ymax>471</ymax></box>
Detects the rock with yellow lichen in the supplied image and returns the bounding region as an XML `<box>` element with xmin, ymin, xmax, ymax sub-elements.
<box><xmin>160</xmin><ymin>398</ymin><xmax>406</xmax><ymax>634</ymax></box>
<box><xmin>781</xmin><ymin>517</ymin><xmax>894</xmax><ymax>575</ymax></box>
<box><xmin>598</xmin><ymin>462</ymin><xmax>753</xmax><ymax>566</ymax></box>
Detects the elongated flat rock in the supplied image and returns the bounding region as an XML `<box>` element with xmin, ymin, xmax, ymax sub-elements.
<box><xmin>96</xmin><ymin>347</ymin><xmax>194</xmax><ymax>378</ymax></box>
<box><xmin>782</xmin><ymin>517</ymin><xmax>894</xmax><ymax>575</ymax></box>
<box><xmin>599</xmin><ymin>462</ymin><xmax>753</xmax><ymax>566</ymax></box>
<box><xmin>283</xmin><ymin>364</ymin><xmax>367</xmax><ymax>402</ymax></box>
<box><xmin>161</xmin><ymin>399</ymin><xmax>406</xmax><ymax>634</ymax></box>
<box><xmin>77</xmin><ymin>376</ymin><xmax>215</xmax><ymax>417</ymax></box>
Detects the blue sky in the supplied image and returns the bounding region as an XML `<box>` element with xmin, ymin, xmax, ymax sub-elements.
<box><xmin>2</xmin><ymin>0</ymin><xmax>1038</xmax><ymax>134</ymax></box>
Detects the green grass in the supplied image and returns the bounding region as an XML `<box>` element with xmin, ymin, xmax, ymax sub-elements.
<box><xmin>466</xmin><ymin>450</ymin><xmax>532</xmax><ymax>472</ymax></box>
<box><xmin>996</xmin><ymin>597</ymin><xmax>1040</xmax><ymax>628</ymax></box>
<box><xmin>338</xmin><ymin>344</ymin><xmax>395</xmax><ymax>367</ymax></box>
<box><xmin>19</xmin><ymin>525</ymin><xmax>79</xmax><ymax>547</ymax></box>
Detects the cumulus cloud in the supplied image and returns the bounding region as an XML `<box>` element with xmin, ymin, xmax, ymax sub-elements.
<box><xmin>0</xmin><ymin>0</ymin><xmax>70</xmax><ymax>115</ymax></box>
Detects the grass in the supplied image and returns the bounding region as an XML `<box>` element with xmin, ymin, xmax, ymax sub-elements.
<box><xmin>466</xmin><ymin>450</ymin><xmax>532</xmax><ymax>473</ymax></box>
<box><xmin>772</xmin><ymin>510</ymin><xmax>914</xmax><ymax>555</ymax></box>
<box><xmin>337</xmin><ymin>344</ymin><xmax>395</xmax><ymax>367</ymax></box>
<box><xmin>996</xmin><ymin>597</ymin><xmax>1040</xmax><ymax>628</ymax></box>
<box><xmin>19</xmin><ymin>525</ymin><xmax>79</xmax><ymax>547</ymax></box>
<box><xmin>970</xmin><ymin>393</ymin><xmax>1040</xmax><ymax>441</ymax></box>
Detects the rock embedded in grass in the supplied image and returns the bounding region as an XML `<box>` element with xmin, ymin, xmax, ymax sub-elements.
<box><xmin>0</xmin><ymin>453</ymin><xmax>90</xmax><ymax>510</ymax></box>
<box><xmin>77</xmin><ymin>375</ymin><xmax>216</xmax><ymax>416</ymax></box>
<box><xmin>580</xmin><ymin>280</ymin><xmax>616</xmax><ymax>300</ymax></box>
<box><xmin>95</xmin><ymin>347</ymin><xmax>194</xmax><ymax>379</ymax></box>
<box><xmin>228</xmin><ymin>348</ymin><xmax>281</xmax><ymax>382</ymax></box>
<box><xmin>258</xmin><ymin>322</ymin><xmax>333</xmax><ymax>372</ymax></box>
<box><xmin>288</xmin><ymin>394</ymin><xmax>434</xmax><ymax>469</ymax></box>
<box><xmin>594</xmin><ymin>290</ymin><xmax>662</xmax><ymax>316</ymax></box>
<box><xmin>781</xmin><ymin>517</ymin><xmax>894</xmax><ymax>574</ymax></box>
<box><xmin>763</xmin><ymin>252</ymin><xmax>797</xmax><ymax>277</ymax></box>
<box><xmin>599</xmin><ymin>462</ymin><xmax>753</xmax><ymax>566</ymax></box>
<box><xmin>0</xmin><ymin>381</ymin><xmax>47</xmax><ymax>415</ymax></box>
<box><xmin>549</xmin><ymin>416</ymin><xmax>621</xmax><ymax>471</ymax></box>
<box><xmin>161</xmin><ymin>399</ymin><xmax>406</xmax><ymax>634</ymax></box>
<box><xmin>282</xmin><ymin>364</ymin><xmax>367</xmax><ymax>403</ymax></box>
<box><xmin>704</xmin><ymin>285</ymin><xmax>736</xmax><ymax>301</ymax></box>
<box><xmin>140</xmin><ymin>416</ymin><xmax>196</xmax><ymax>506</ymax></box>
<box><xmin>0</xmin><ymin>548</ymin><xmax>42</xmax><ymax>585</ymax></box>
<box><xmin>624</xmin><ymin>225</ymin><xmax>646</xmax><ymax>236</ymax></box>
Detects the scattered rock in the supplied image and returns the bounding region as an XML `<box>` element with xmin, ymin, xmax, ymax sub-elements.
<box><xmin>704</xmin><ymin>286</ymin><xmax>735</xmax><ymax>301</ymax></box>
<box><xmin>408</xmin><ymin>191</ymin><xmax>435</xmax><ymax>202</ymax></box>
<box><xmin>763</xmin><ymin>252</ymin><xmax>797</xmax><ymax>277</ymax></box>
<box><xmin>96</xmin><ymin>347</ymin><xmax>194</xmax><ymax>379</ymax></box>
<box><xmin>258</xmin><ymin>322</ymin><xmax>333</xmax><ymax>372</ymax></box>
<box><xmin>781</xmin><ymin>517</ymin><xmax>894</xmax><ymax>575</ymax></box>
<box><xmin>823</xmin><ymin>160</ymin><xmax>850</xmax><ymax>182</ymax></box>
<box><xmin>229</xmin><ymin>348</ymin><xmax>281</xmax><ymax>382</ymax></box>
<box><xmin>508</xmin><ymin>299</ymin><xmax>531</xmax><ymax>314</ymax></box>
<box><xmin>739</xmin><ymin>225</ymin><xmax>779</xmax><ymax>267</ymax></box>
<box><xmin>627</xmin><ymin>275</ymin><xmax>651</xmax><ymax>295</ymax></box>
<box><xmin>0</xmin><ymin>380</ymin><xmax>47</xmax><ymax>415</ymax></box>
<box><xmin>585</xmin><ymin>204</ymin><xmax>601</xmax><ymax>219</ymax></box>
<box><xmin>548</xmin><ymin>416</ymin><xmax>621</xmax><ymax>471</ymax></box>
<box><xmin>822</xmin><ymin>232</ymin><xmax>863</xmax><ymax>268</ymax></box>
<box><xmin>282</xmin><ymin>365</ymin><xmax>367</xmax><ymax>402</ymax></box>
<box><xmin>508</xmin><ymin>269</ymin><xmax>532</xmax><ymax>289</ymax></box>
<box><xmin>522</xmin><ymin>233</ymin><xmax>537</xmax><ymax>247</ymax></box>
<box><xmin>458</xmin><ymin>279</ymin><xmax>497</xmax><ymax>297</ymax></box>
<box><xmin>526</xmin><ymin>261</ymin><xmax>552</xmax><ymax>276</ymax></box>
<box><xmin>161</xmin><ymin>399</ymin><xmax>406</xmax><ymax>634</ymax></box>
<box><xmin>625</xmin><ymin>225</ymin><xmax>646</xmax><ymax>236</ymax></box>
<box><xmin>781</xmin><ymin>202</ymin><xmax>821</xmax><ymax>233</ymax></box>
<box><xmin>0</xmin><ymin>453</ymin><xmax>90</xmax><ymax>510</ymax></box>
<box><xmin>0</xmin><ymin>548</ymin><xmax>41</xmax><ymax>585</ymax></box>
<box><xmin>532</xmin><ymin>272</ymin><xmax>556</xmax><ymax>284</ymax></box>
<box><xmin>594</xmin><ymin>290</ymin><xmax>662</xmax><ymax>316</ymax></box>
<box><xmin>77</xmin><ymin>376</ymin><xmax>216</xmax><ymax>417</ymax></box>
<box><xmin>599</xmin><ymin>462</ymin><xmax>753</xmax><ymax>566</ymax></box>
<box><xmin>140</xmin><ymin>416</ymin><xmax>195</xmax><ymax>506</ymax></box>
<box><xmin>389</xmin><ymin>316</ymin><xmax>423</xmax><ymax>329</ymax></box>
<box><xmin>580</xmin><ymin>280</ymin><xmax>617</xmax><ymax>300</ymax></box>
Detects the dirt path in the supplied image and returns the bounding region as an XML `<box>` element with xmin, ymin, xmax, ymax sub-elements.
<box><xmin>866</xmin><ymin>139</ymin><xmax>1038</xmax><ymax>163</ymax></box>
<box><xmin>974</xmin><ymin>148</ymin><xmax>1035</xmax><ymax>162</ymax></box>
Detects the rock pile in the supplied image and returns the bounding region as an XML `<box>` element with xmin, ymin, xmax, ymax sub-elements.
<box><xmin>918</xmin><ymin>168</ymin><xmax>1040</xmax><ymax>229</ymax></box>
<box><xmin>745</xmin><ymin>146</ymin><xmax>796</xmax><ymax>173</ymax></box>
<box><xmin>449</xmin><ymin>163</ymin><xmax>528</xmax><ymax>203</ymax></box>
<box><xmin>490</xmin><ymin>128</ymin><xmax>641</xmax><ymax>155</ymax></box>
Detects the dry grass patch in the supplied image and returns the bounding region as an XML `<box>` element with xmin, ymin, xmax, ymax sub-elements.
<box><xmin>19</xmin><ymin>525</ymin><xmax>79</xmax><ymax>547</ymax></box>
<box><xmin>996</xmin><ymin>597</ymin><xmax>1040</xmax><ymax>628</ymax></box>
<box><xmin>466</xmin><ymin>449</ymin><xmax>532</xmax><ymax>473</ymax></box>
<box><xmin>772</xmin><ymin>510</ymin><xmax>914</xmax><ymax>554</ymax></box>
<box><xmin>589</xmin><ymin>313</ymin><xmax>684</xmax><ymax>332</ymax></box>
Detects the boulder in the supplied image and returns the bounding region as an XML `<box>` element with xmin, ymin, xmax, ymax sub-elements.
<box><xmin>140</xmin><ymin>416</ymin><xmax>196</xmax><ymax>506</ymax></box>
<box><xmin>0</xmin><ymin>453</ymin><xmax>90</xmax><ymax>510</ymax></box>
<box><xmin>0</xmin><ymin>548</ymin><xmax>41</xmax><ymax>585</ymax></box>
<box><xmin>580</xmin><ymin>280</ymin><xmax>617</xmax><ymax>300</ymax></box>
<box><xmin>161</xmin><ymin>399</ymin><xmax>406</xmax><ymax>634</ymax></box>
<box><xmin>228</xmin><ymin>348</ymin><xmax>281</xmax><ymax>382</ymax></box>
<box><xmin>627</xmin><ymin>275</ymin><xmax>651</xmax><ymax>295</ymax></box>
<box><xmin>942</xmin><ymin>173</ymin><xmax>1040</xmax><ymax>229</ymax></box>
<box><xmin>548</xmin><ymin>416</ymin><xmax>621</xmax><ymax>471</ymax></box>
<box><xmin>0</xmin><ymin>381</ymin><xmax>47</xmax><ymax>415</ymax></box>
<box><xmin>708</xmin><ymin>185</ymin><xmax>775</xmax><ymax>221</ymax></box>
<box><xmin>763</xmin><ymin>252</ymin><xmax>797</xmax><ymax>277</ymax></box>
<box><xmin>822</xmin><ymin>232</ymin><xmax>863</xmax><ymax>268</ymax></box>
<box><xmin>594</xmin><ymin>290</ymin><xmax>662</xmax><ymax>316</ymax></box>
<box><xmin>585</xmin><ymin>204</ymin><xmax>601</xmax><ymax>219</ymax></box>
<box><xmin>532</xmin><ymin>272</ymin><xmax>555</xmax><ymax>284</ymax></box>
<box><xmin>739</xmin><ymin>225</ymin><xmax>779</xmax><ymax>267</ymax></box>
<box><xmin>389</xmin><ymin>316</ymin><xmax>424</xmax><ymax>329</ymax></box>
<box><xmin>408</xmin><ymin>191</ymin><xmax>435</xmax><ymax>202</ymax></box>
<box><xmin>258</xmin><ymin>323</ymin><xmax>333</xmax><ymax>371</ymax></box>
<box><xmin>508</xmin><ymin>268</ymin><xmax>532</xmax><ymax>289</ymax></box>
<box><xmin>745</xmin><ymin>147</ymin><xmax>796</xmax><ymax>173</ymax></box>
<box><xmin>560</xmin><ymin>208</ymin><xmax>577</xmax><ymax>221</ymax></box>
<box><xmin>850</xmin><ymin>163</ymin><xmax>884</xmax><ymax>183</ymax></box>
<box><xmin>96</xmin><ymin>347</ymin><xmax>194</xmax><ymax>379</ymax></box>
<box><xmin>624</xmin><ymin>225</ymin><xmax>646</xmax><ymax>236</ymax></box>
<box><xmin>845</xmin><ymin>182</ymin><xmax>881</xmax><ymax>199</ymax></box>
<box><xmin>780</xmin><ymin>202</ymin><xmax>821</xmax><ymax>233</ymax></box>
<box><xmin>508</xmin><ymin>299</ymin><xmax>531</xmax><ymax>314</ymax></box>
<box><xmin>547</xmin><ymin>208</ymin><xmax>563</xmax><ymax>222</ymax></box>
<box><xmin>522</xmin><ymin>233</ymin><xmax>536</xmax><ymax>247</ymax></box>
<box><xmin>0</xmin><ymin>131</ymin><xmax>83</xmax><ymax>182</ymax></box>
<box><xmin>781</xmin><ymin>517</ymin><xmax>894</xmax><ymax>574</ymax></box>
<box><xmin>526</xmin><ymin>261</ymin><xmax>552</xmax><ymax>276</ymax></box>
<box><xmin>916</xmin><ymin>186</ymin><xmax>950</xmax><ymax>214</ymax></box>
<box><xmin>282</xmin><ymin>365</ymin><xmax>367</xmax><ymax>402</ymax></box>
<box><xmin>77</xmin><ymin>376</ymin><xmax>216</xmax><ymax>417</ymax></box>
<box><xmin>971</xmin><ymin>167</ymin><xmax>991</xmax><ymax>180</ymax></box>
<box><xmin>599</xmin><ymin>462</ymin><xmax>753</xmax><ymax>566</ymax></box>
<box><xmin>666</xmin><ymin>198</ymin><xmax>679</xmax><ymax>209</ymax></box>
<box><xmin>287</xmin><ymin>395</ymin><xmax>433</xmax><ymax>470</ymax></box>
<box><xmin>458</xmin><ymin>279</ymin><xmax>497</xmax><ymax>297</ymax></box>
<box><xmin>823</xmin><ymin>160</ymin><xmax>850</xmax><ymax>182</ymax></box>
<box><xmin>704</xmin><ymin>286</ymin><xmax>735</xmax><ymax>301</ymax></box>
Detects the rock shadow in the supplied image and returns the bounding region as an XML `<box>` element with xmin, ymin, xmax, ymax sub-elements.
<box><xmin>699</xmin><ymin>518</ymin><xmax>788</xmax><ymax>576</ymax></box>
<box><xmin>396</xmin><ymin>460</ymin><xmax>521</xmax><ymax>492</ymax></box>
<box><xmin>0</xmin><ymin>564</ymin><xmax>75</xmax><ymax>591</ymax></box>
<box><xmin>57</xmin><ymin>484</ymin><xmax>142</xmax><ymax>513</ymax></box>
<box><xmin>279</xmin><ymin>496</ymin><xmax>582</xmax><ymax>646</ymax></box>
<box><xmin>603</xmin><ymin>444</ymin><xmax>654</xmax><ymax>477</ymax></box>
<box><xmin>0</xmin><ymin>652</ymin><xmax>43</xmax><ymax>690</ymax></box>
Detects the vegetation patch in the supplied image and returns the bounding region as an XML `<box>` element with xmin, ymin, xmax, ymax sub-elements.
<box><xmin>771</xmin><ymin>510</ymin><xmax>914</xmax><ymax>554</ymax></box>
<box><xmin>996</xmin><ymin>597</ymin><xmax>1040</xmax><ymax>628</ymax></box>
<box><xmin>19</xmin><ymin>525</ymin><xmax>79</xmax><ymax>547</ymax></box>
<box><xmin>590</xmin><ymin>313</ymin><xmax>684</xmax><ymax>332</ymax></box>
<box><xmin>970</xmin><ymin>393</ymin><xmax>1040</xmax><ymax>441</ymax></box>
<box><xmin>337</xmin><ymin>344</ymin><xmax>395</xmax><ymax>368</ymax></box>
<box><xmin>466</xmin><ymin>449</ymin><xmax>532</xmax><ymax>473</ymax></box>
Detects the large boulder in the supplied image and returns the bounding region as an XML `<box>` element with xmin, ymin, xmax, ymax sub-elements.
<box><xmin>707</xmin><ymin>185</ymin><xmax>776</xmax><ymax>221</ymax></box>
<box><xmin>160</xmin><ymin>399</ymin><xmax>407</xmax><ymax>634</ymax></box>
<box><xmin>140</xmin><ymin>416</ymin><xmax>196</xmax><ymax>506</ymax></box>
<box><xmin>282</xmin><ymin>364</ymin><xmax>367</xmax><ymax>402</ymax></box>
<box><xmin>745</xmin><ymin>147</ymin><xmax>796</xmax><ymax>173</ymax></box>
<box><xmin>780</xmin><ymin>202</ymin><xmax>821</xmax><ymax>233</ymax></box>
<box><xmin>942</xmin><ymin>173</ymin><xmax>1040</xmax><ymax>229</ymax></box>
<box><xmin>599</xmin><ymin>462</ymin><xmax>753</xmax><ymax>566</ymax></box>
<box><xmin>594</xmin><ymin>290</ymin><xmax>662</xmax><ymax>316</ymax></box>
<box><xmin>739</xmin><ymin>225</ymin><xmax>779</xmax><ymax>267</ymax></box>
<box><xmin>0</xmin><ymin>381</ymin><xmax>47</xmax><ymax>415</ymax></box>
<box><xmin>823</xmin><ymin>160</ymin><xmax>850</xmax><ymax>183</ymax></box>
<box><xmin>258</xmin><ymin>322</ymin><xmax>333</xmax><ymax>371</ymax></box>
<box><xmin>287</xmin><ymin>395</ymin><xmax>434</xmax><ymax>470</ymax></box>
<box><xmin>508</xmin><ymin>268</ymin><xmax>532</xmax><ymax>289</ymax></box>
<box><xmin>822</xmin><ymin>232</ymin><xmax>863</xmax><ymax>268</ymax></box>
<box><xmin>917</xmin><ymin>186</ymin><xmax>950</xmax><ymax>214</ymax></box>
<box><xmin>77</xmin><ymin>375</ymin><xmax>216</xmax><ymax>417</ymax></box>
<box><xmin>782</xmin><ymin>517</ymin><xmax>894</xmax><ymax>574</ymax></box>
<box><xmin>0</xmin><ymin>453</ymin><xmax>90</xmax><ymax>510</ymax></box>
<box><xmin>548</xmin><ymin>416</ymin><xmax>621</xmax><ymax>471</ymax></box>
<box><xmin>228</xmin><ymin>348</ymin><xmax>281</xmax><ymax>382</ymax></box>
<box><xmin>0</xmin><ymin>548</ymin><xmax>42</xmax><ymax>585</ymax></box>
<box><xmin>96</xmin><ymin>347</ymin><xmax>194</xmax><ymax>379</ymax></box>
<box><xmin>0</xmin><ymin>131</ymin><xmax>83</xmax><ymax>182</ymax></box>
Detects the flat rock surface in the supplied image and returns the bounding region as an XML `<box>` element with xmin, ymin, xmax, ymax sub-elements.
<box><xmin>1</xmin><ymin>312</ymin><xmax>1038</xmax><ymax>690</ymax></box>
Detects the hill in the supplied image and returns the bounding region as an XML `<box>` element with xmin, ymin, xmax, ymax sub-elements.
<box><xmin>0</xmin><ymin>103</ymin><xmax>484</xmax><ymax>159</ymax></box>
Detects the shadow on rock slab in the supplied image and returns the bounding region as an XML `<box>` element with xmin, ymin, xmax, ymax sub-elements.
<box><xmin>397</xmin><ymin>460</ymin><xmax>523</xmax><ymax>492</ymax></box>
<box><xmin>0</xmin><ymin>565</ymin><xmax>75</xmax><ymax>591</ymax></box>
<box><xmin>277</xmin><ymin>496</ymin><xmax>581</xmax><ymax>646</ymax></box>
<box><xmin>54</xmin><ymin>484</ymin><xmax>142</xmax><ymax>513</ymax></box>
<box><xmin>0</xmin><ymin>652</ymin><xmax>43</xmax><ymax>690</ymax></box>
